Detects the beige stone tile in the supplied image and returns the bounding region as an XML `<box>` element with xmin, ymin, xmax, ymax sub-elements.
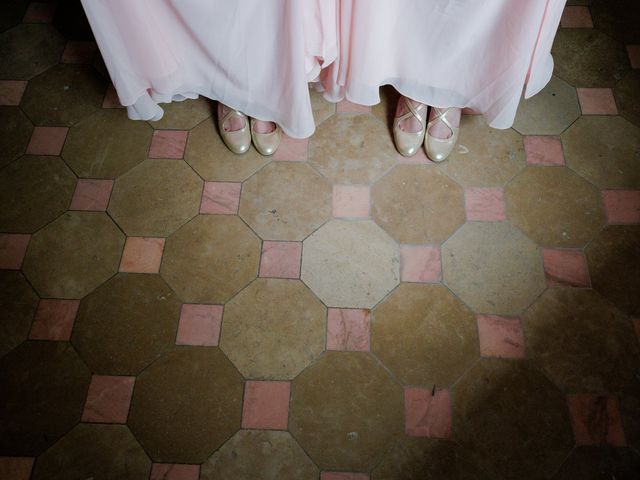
<box><xmin>371</xmin><ymin>165</ymin><xmax>465</xmax><ymax>244</ymax></box>
<box><xmin>310</xmin><ymin>89</ymin><xmax>336</xmax><ymax>126</ymax></box>
<box><xmin>372</xmin><ymin>284</ymin><xmax>478</xmax><ymax>387</ymax></box>
<box><xmin>22</xmin><ymin>212</ymin><xmax>125</xmax><ymax>299</ymax></box>
<box><xmin>442</xmin><ymin>222</ymin><xmax>546</xmax><ymax>315</ymax></box>
<box><xmin>128</xmin><ymin>348</ymin><xmax>243</xmax><ymax>463</ymax></box>
<box><xmin>0</xmin><ymin>155</ymin><xmax>76</xmax><ymax>233</ymax></box>
<box><xmin>505</xmin><ymin>166</ymin><xmax>606</xmax><ymax>247</ymax></box>
<box><xmin>309</xmin><ymin>114</ymin><xmax>397</xmax><ymax>185</ymax></box>
<box><xmin>552</xmin><ymin>447</ymin><xmax>640</xmax><ymax>480</ymax></box>
<box><xmin>0</xmin><ymin>107</ymin><xmax>33</xmax><ymax>168</ymax></box>
<box><xmin>0</xmin><ymin>271</ymin><xmax>38</xmax><ymax>359</ymax></box>
<box><xmin>453</xmin><ymin>359</ymin><xmax>574</xmax><ymax>479</ymax></box>
<box><xmin>220</xmin><ymin>278</ymin><xmax>326</xmax><ymax>379</ymax></box>
<box><xmin>0</xmin><ymin>24</ymin><xmax>65</xmax><ymax>80</ymax></box>
<box><xmin>62</xmin><ymin>108</ymin><xmax>153</xmax><ymax>178</ymax></box>
<box><xmin>440</xmin><ymin>115</ymin><xmax>526</xmax><ymax>187</ymax></box>
<box><xmin>160</xmin><ymin>215</ymin><xmax>260</xmax><ymax>304</ymax></box>
<box><xmin>614</xmin><ymin>70</ymin><xmax>640</xmax><ymax>127</ymax></box>
<box><xmin>185</xmin><ymin>117</ymin><xmax>269</xmax><ymax>182</ymax></box>
<box><xmin>301</xmin><ymin>220</ymin><xmax>400</xmax><ymax>308</ymax></box>
<box><xmin>108</xmin><ymin>159</ymin><xmax>202</xmax><ymax>236</ymax></box>
<box><xmin>562</xmin><ymin>116</ymin><xmax>640</xmax><ymax>189</ymax></box>
<box><xmin>513</xmin><ymin>75</ymin><xmax>581</xmax><ymax>135</ymax></box>
<box><xmin>239</xmin><ymin>162</ymin><xmax>332</xmax><ymax>241</ymax></box>
<box><xmin>202</xmin><ymin>430</ymin><xmax>318</xmax><ymax>480</ymax></box>
<box><xmin>290</xmin><ymin>352</ymin><xmax>404</xmax><ymax>471</ymax></box>
<box><xmin>150</xmin><ymin>96</ymin><xmax>213</xmax><ymax>130</ymax></box>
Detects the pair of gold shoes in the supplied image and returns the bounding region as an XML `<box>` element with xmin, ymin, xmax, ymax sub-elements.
<box><xmin>393</xmin><ymin>97</ymin><xmax>460</xmax><ymax>162</ymax></box>
<box><xmin>218</xmin><ymin>107</ymin><xmax>281</xmax><ymax>156</ymax></box>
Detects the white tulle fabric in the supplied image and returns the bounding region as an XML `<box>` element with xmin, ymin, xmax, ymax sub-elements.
<box><xmin>81</xmin><ymin>0</ymin><xmax>564</xmax><ymax>137</ymax></box>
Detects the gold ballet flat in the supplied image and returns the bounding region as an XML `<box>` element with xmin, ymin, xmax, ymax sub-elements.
<box><xmin>424</xmin><ymin>107</ymin><xmax>460</xmax><ymax>163</ymax></box>
<box><xmin>393</xmin><ymin>96</ymin><xmax>428</xmax><ymax>157</ymax></box>
<box><xmin>250</xmin><ymin>118</ymin><xmax>281</xmax><ymax>156</ymax></box>
<box><xmin>218</xmin><ymin>106</ymin><xmax>251</xmax><ymax>155</ymax></box>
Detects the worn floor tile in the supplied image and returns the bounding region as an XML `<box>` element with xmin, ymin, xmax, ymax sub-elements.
<box><xmin>577</xmin><ymin>87</ymin><xmax>619</xmax><ymax>115</ymax></box>
<box><xmin>290</xmin><ymin>352</ymin><xmax>404</xmax><ymax>471</ymax></box>
<box><xmin>333</xmin><ymin>185</ymin><xmax>370</xmax><ymax>218</ymax></box>
<box><xmin>119</xmin><ymin>237</ymin><xmax>164</xmax><ymax>274</ymax></box>
<box><xmin>69</xmin><ymin>178</ymin><xmax>113</xmax><ymax>211</ymax></box>
<box><xmin>29</xmin><ymin>299</ymin><xmax>79</xmax><ymax>341</ymax></box>
<box><xmin>72</xmin><ymin>274</ymin><xmax>181</xmax><ymax>375</ymax></box>
<box><xmin>404</xmin><ymin>388</ymin><xmax>452</xmax><ymax>439</ymax></box>
<box><xmin>477</xmin><ymin>315</ymin><xmax>525</xmax><ymax>359</ymax></box>
<box><xmin>239</xmin><ymin>162</ymin><xmax>332</xmax><ymax>241</ymax></box>
<box><xmin>568</xmin><ymin>394</ymin><xmax>626</xmax><ymax>446</ymax></box>
<box><xmin>464</xmin><ymin>187</ymin><xmax>506</xmax><ymax>222</ymax></box>
<box><xmin>200</xmin><ymin>181</ymin><xmax>241</xmax><ymax>215</ymax></box>
<box><xmin>614</xmin><ymin>70</ymin><xmax>640</xmax><ymax>127</ymax></box>
<box><xmin>25</xmin><ymin>126</ymin><xmax>68</xmax><ymax>155</ymax></box>
<box><xmin>150</xmin><ymin>464</ymin><xmax>200</xmax><ymax>480</ymax></box>
<box><xmin>542</xmin><ymin>248</ymin><xmax>591</xmax><ymax>287</ymax></box>
<box><xmin>0</xmin><ymin>457</ymin><xmax>33</xmax><ymax>480</ymax></box>
<box><xmin>310</xmin><ymin>89</ymin><xmax>336</xmax><ymax>126</ymax></box>
<box><xmin>0</xmin><ymin>271</ymin><xmax>38</xmax><ymax>359</ymax></box>
<box><xmin>301</xmin><ymin>220</ymin><xmax>400</xmax><ymax>308</ymax></box>
<box><xmin>552</xmin><ymin>446</ymin><xmax>640</xmax><ymax>480</ymax></box>
<box><xmin>150</xmin><ymin>96</ymin><xmax>212</xmax><ymax>130</ymax></box>
<box><xmin>128</xmin><ymin>348</ymin><xmax>243</xmax><ymax>463</ymax></box>
<box><xmin>523</xmin><ymin>135</ymin><xmax>565</xmax><ymax>166</ymax></box>
<box><xmin>0</xmin><ymin>233</ymin><xmax>30</xmax><ymax>269</ymax></box>
<box><xmin>327</xmin><ymin>308</ymin><xmax>370</xmax><ymax>352</ymax></box>
<box><xmin>259</xmin><ymin>241</ymin><xmax>302</xmax><ymax>279</ymax></box>
<box><xmin>148</xmin><ymin>130</ymin><xmax>189</xmax><ymax>159</ymax></box>
<box><xmin>272</xmin><ymin>135</ymin><xmax>309</xmax><ymax>162</ymax></box>
<box><xmin>590</xmin><ymin>0</ymin><xmax>640</xmax><ymax>44</ymax></box>
<box><xmin>561</xmin><ymin>6</ymin><xmax>594</xmax><ymax>27</ymax></box>
<box><xmin>0</xmin><ymin>107</ymin><xmax>33</xmax><ymax>168</ymax></box>
<box><xmin>176</xmin><ymin>304</ymin><xmax>223</xmax><ymax>347</ymax></box>
<box><xmin>81</xmin><ymin>375</ymin><xmax>135</xmax><ymax>424</ymax></box>
<box><xmin>603</xmin><ymin>190</ymin><xmax>640</xmax><ymax>224</ymax></box>
<box><xmin>220</xmin><ymin>278</ymin><xmax>325</xmax><ymax>379</ymax></box>
<box><xmin>0</xmin><ymin>24</ymin><xmax>64</xmax><ymax>79</ymax></box>
<box><xmin>399</xmin><ymin>245</ymin><xmax>441</xmax><ymax>283</ymax></box>
<box><xmin>241</xmin><ymin>380</ymin><xmax>291</xmax><ymax>430</ymax></box>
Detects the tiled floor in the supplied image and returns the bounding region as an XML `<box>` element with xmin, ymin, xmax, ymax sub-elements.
<box><xmin>1</xmin><ymin>1</ymin><xmax>639</xmax><ymax>479</ymax></box>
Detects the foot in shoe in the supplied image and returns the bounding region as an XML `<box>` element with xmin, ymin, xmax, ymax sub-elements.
<box><xmin>217</xmin><ymin>103</ymin><xmax>247</xmax><ymax>132</ymax></box>
<box><xmin>427</xmin><ymin>107</ymin><xmax>461</xmax><ymax>139</ymax></box>
<box><xmin>395</xmin><ymin>96</ymin><xmax>427</xmax><ymax>133</ymax></box>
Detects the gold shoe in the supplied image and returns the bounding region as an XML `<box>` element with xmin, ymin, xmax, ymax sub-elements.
<box><xmin>424</xmin><ymin>107</ymin><xmax>460</xmax><ymax>162</ymax></box>
<box><xmin>250</xmin><ymin>118</ymin><xmax>281</xmax><ymax>156</ymax></box>
<box><xmin>393</xmin><ymin>97</ymin><xmax>428</xmax><ymax>157</ymax></box>
<box><xmin>218</xmin><ymin>106</ymin><xmax>251</xmax><ymax>154</ymax></box>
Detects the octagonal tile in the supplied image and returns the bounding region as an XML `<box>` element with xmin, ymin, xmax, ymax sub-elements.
<box><xmin>371</xmin><ymin>165</ymin><xmax>465</xmax><ymax>244</ymax></box>
<box><xmin>371</xmin><ymin>438</ymin><xmax>491</xmax><ymax>480</ymax></box>
<box><xmin>0</xmin><ymin>155</ymin><xmax>75</xmax><ymax>233</ymax></box>
<box><xmin>371</xmin><ymin>284</ymin><xmax>479</xmax><ymax>387</ymax></box>
<box><xmin>523</xmin><ymin>288</ymin><xmax>640</xmax><ymax>393</ymax></box>
<box><xmin>290</xmin><ymin>352</ymin><xmax>404</xmax><ymax>471</ymax></box>
<box><xmin>552</xmin><ymin>447</ymin><xmax>640</xmax><ymax>480</ymax></box>
<box><xmin>239</xmin><ymin>162</ymin><xmax>332</xmax><ymax>241</ymax></box>
<box><xmin>0</xmin><ymin>341</ymin><xmax>91</xmax><ymax>456</ymax></box>
<box><xmin>505</xmin><ymin>166</ymin><xmax>606</xmax><ymax>247</ymax></box>
<box><xmin>128</xmin><ymin>348</ymin><xmax>243</xmax><ymax>463</ymax></box>
<box><xmin>22</xmin><ymin>211</ymin><xmax>125</xmax><ymax>299</ymax></box>
<box><xmin>72</xmin><ymin>274</ymin><xmax>181</xmax><ymax>375</ymax></box>
<box><xmin>108</xmin><ymin>159</ymin><xmax>202</xmax><ymax>236</ymax></box>
<box><xmin>201</xmin><ymin>430</ymin><xmax>318</xmax><ymax>480</ymax></box>
<box><xmin>0</xmin><ymin>24</ymin><xmax>65</xmax><ymax>80</ymax></box>
<box><xmin>21</xmin><ymin>64</ymin><xmax>106</xmax><ymax>126</ymax></box>
<box><xmin>552</xmin><ymin>28</ymin><xmax>630</xmax><ymax>88</ymax></box>
<box><xmin>220</xmin><ymin>278</ymin><xmax>325</xmax><ymax>380</ymax></box>
<box><xmin>512</xmin><ymin>75</ymin><xmax>581</xmax><ymax>135</ymax></box>
<box><xmin>442</xmin><ymin>222</ymin><xmax>546</xmax><ymax>315</ymax></box>
<box><xmin>184</xmin><ymin>117</ymin><xmax>269</xmax><ymax>182</ymax></box>
<box><xmin>301</xmin><ymin>220</ymin><xmax>400</xmax><ymax>308</ymax></box>
<box><xmin>309</xmin><ymin>114</ymin><xmax>396</xmax><ymax>185</ymax></box>
<box><xmin>587</xmin><ymin>225</ymin><xmax>640</xmax><ymax>316</ymax></box>
<box><xmin>150</xmin><ymin>96</ymin><xmax>213</xmax><ymax>130</ymax></box>
<box><xmin>562</xmin><ymin>116</ymin><xmax>640</xmax><ymax>189</ymax></box>
<box><xmin>590</xmin><ymin>0</ymin><xmax>640</xmax><ymax>44</ymax></box>
<box><xmin>440</xmin><ymin>115</ymin><xmax>526</xmax><ymax>187</ymax></box>
<box><xmin>0</xmin><ymin>271</ymin><xmax>38</xmax><ymax>359</ymax></box>
<box><xmin>453</xmin><ymin>358</ymin><xmax>574</xmax><ymax>479</ymax></box>
<box><xmin>0</xmin><ymin>107</ymin><xmax>32</xmax><ymax>168</ymax></box>
<box><xmin>310</xmin><ymin>89</ymin><xmax>336</xmax><ymax>126</ymax></box>
<box><xmin>614</xmin><ymin>70</ymin><xmax>640</xmax><ymax>127</ymax></box>
<box><xmin>31</xmin><ymin>424</ymin><xmax>151</xmax><ymax>480</ymax></box>
<box><xmin>62</xmin><ymin>108</ymin><xmax>153</xmax><ymax>178</ymax></box>
<box><xmin>160</xmin><ymin>215</ymin><xmax>260</xmax><ymax>303</ymax></box>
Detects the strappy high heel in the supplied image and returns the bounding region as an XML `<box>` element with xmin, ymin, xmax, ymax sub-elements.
<box><xmin>250</xmin><ymin>118</ymin><xmax>281</xmax><ymax>156</ymax></box>
<box><xmin>218</xmin><ymin>105</ymin><xmax>251</xmax><ymax>154</ymax></box>
<box><xmin>393</xmin><ymin>96</ymin><xmax>428</xmax><ymax>157</ymax></box>
<box><xmin>424</xmin><ymin>107</ymin><xmax>460</xmax><ymax>162</ymax></box>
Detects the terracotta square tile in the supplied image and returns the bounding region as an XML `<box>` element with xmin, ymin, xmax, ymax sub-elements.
<box><xmin>333</xmin><ymin>185</ymin><xmax>370</xmax><ymax>218</ymax></box>
<box><xmin>400</xmin><ymin>245</ymin><xmax>441</xmax><ymax>283</ymax></box>
<box><xmin>568</xmin><ymin>394</ymin><xmax>626</xmax><ymax>446</ymax></box>
<box><xmin>477</xmin><ymin>315</ymin><xmax>525</xmax><ymax>358</ymax></box>
<box><xmin>148</xmin><ymin>130</ymin><xmax>189</xmax><ymax>159</ymax></box>
<box><xmin>523</xmin><ymin>136</ymin><xmax>565</xmax><ymax>166</ymax></box>
<box><xmin>0</xmin><ymin>457</ymin><xmax>34</xmax><ymax>480</ymax></box>
<box><xmin>22</xmin><ymin>2</ymin><xmax>55</xmax><ymax>23</ymax></box>
<box><xmin>26</xmin><ymin>126</ymin><xmax>68</xmax><ymax>156</ymax></box>
<box><xmin>102</xmin><ymin>84</ymin><xmax>123</xmax><ymax>108</ymax></box>
<box><xmin>259</xmin><ymin>241</ymin><xmax>302</xmax><ymax>279</ymax></box>
<box><xmin>200</xmin><ymin>181</ymin><xmax>241</xmax><ymax>215</ymax></box>
<box><xmin>465</xmin><ymin>187</ymin><xmax>506</xmax><ymax>221</ymax></box>
<box><xmin>150</xmin><ymin>463</ymin><xmax>200</xmax><ymax>480</ymax></box>
<box><xmin>603</xmin><ymin>190</ymin><xmax>640</xmax><ymax>224</ymax></box>
<box><xmin>69</xmin><ymin>179</ymin><xmax>114</xmax><ymax>211</ymax></box>
<box><xmin>542</xmin><ymin>248</ymin><xmax>591</xmax><ymax>287</ymax></box>
<box><xmin>560</xmin><ymin>6</ymin><xmax>593</xmax><ymax>28</ymax></box>
<box><xmin>176</xmin><ymin>304</ymin><xmax>223</xmax><ymax>347</ymax></box>
<box><xmin>404</xmin><ymin>387</ymin><xmax>452</xmax><ymax>438</ymax></box>
<box><xmin>0</xmin><ymin>233</ymin><xmax>30</xmax><ymax>270</ymax></box>
<box><xmin>29</xmin><ymin>299</ymin><xmax>80</xmax><ymax>341</ymax></box>
<box><xmin>337</xmin><ymin>99</ymin><xmax>371</xmax><ymax>114</ymax></box>
<box><xmin>577</xmin><ymin>88</ymin><xmax>618</xmax><ymax>115</ymax></box>
<box><xmin>321</xmin><ymin>473</ymin><xmax>369</xmax><ymax>480</ymax></box>
<box><xmin>119</xmin><ymin>237</ymin><xmax>165</xmax><ymax>274</ymax></box>
<box><xmin>241</xmin><ymin>380</ymin><xmax>291</xmax><ymax>430</ymax></box>
<box><xmin>396</xmin><ymin>148</ymin><xmax>433</xmax><ymax>165</ymax></box>
<box><xmin>0</xmin><ymin>80</ymin><xmax>28</xmax><ymax>106</ymax></box>
<box><xmin>627</xmin><ymin>45</ymin><xmax>640</xmax><ymax>69</ymax></box>
<box><xmin>273</xmin><ymin>135</ymin><xmax>308</xmax><ymax>161</ymax></box>
<box><xmin>82</xmin><ymin>375</ymin><xmax>135</xmax><ymax>424</ymax></box>
<box><xmin>326</xmin><ymin>308</ymin><xmax>370</xmax><ymax>352</ymax></box>
<box><xmin>61</xmin><ymin>40</ymin><xmax>98</xmax><ymax>64</ymax></box>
